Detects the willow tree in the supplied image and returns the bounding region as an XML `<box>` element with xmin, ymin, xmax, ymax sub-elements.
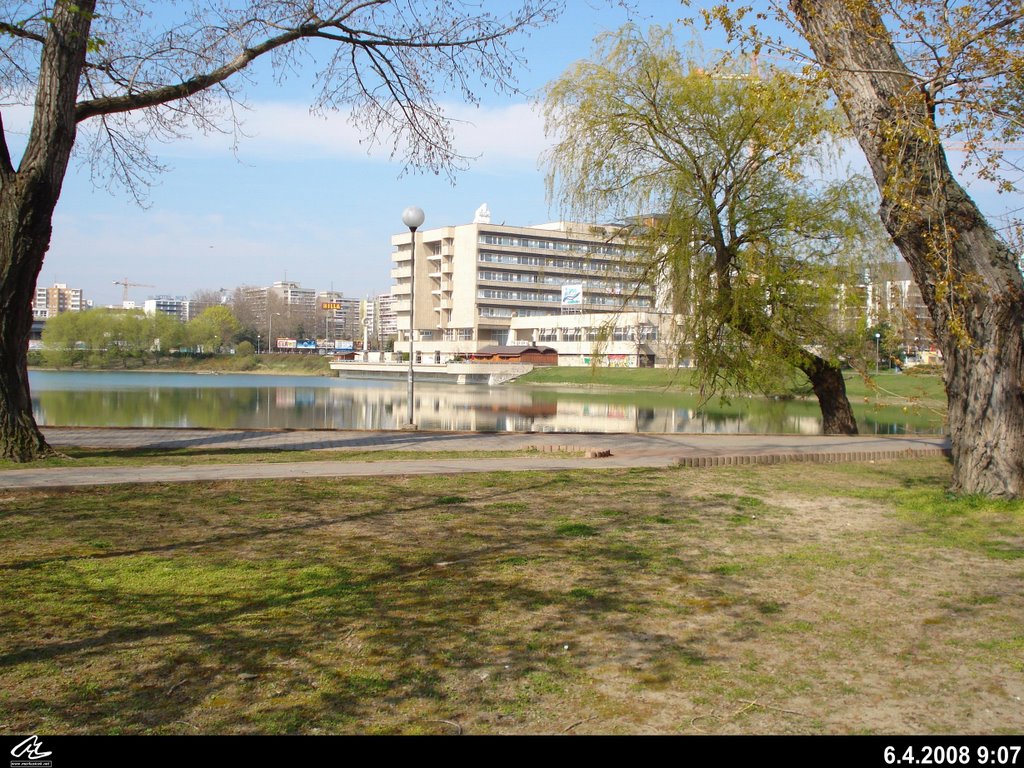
<box><xmin>0</xmin><ymin>0</ymin><xmax>562</xmax><ymax>461</ymax></box>
<box><xmin>701</xmin><ymin>1</ymin><xmax>1024</xmax><ymax>497</ymax></box>
<box><xmin>543</xmin><ymin>26</ymin><xmax>882</xmax><ymax>434</ymax></box>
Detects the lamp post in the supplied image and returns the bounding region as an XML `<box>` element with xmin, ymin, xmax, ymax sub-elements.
<box><xmin>268</xmin><ymin>311</ymin><xmax>281</xmax><ymax>355</ymax></box>
<box><xmin>402</xmin><ymin>206</ymin><xmax>425</xmax><ymax>428</ymax></box>
<box><xmin>875</xmin><ymin>332</ymin><xmax>881</xmax><ymax>374</ymax></box>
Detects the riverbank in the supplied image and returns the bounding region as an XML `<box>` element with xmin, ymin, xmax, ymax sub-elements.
<box><xmin>516</xmin><ymin>365</ymin><xmax>947</xmax><ymax>409</ymax></box>
<box><xmin>29</xmin><ymin>352</ymin><xmax>333</xmax><ymax>377</ymax></box>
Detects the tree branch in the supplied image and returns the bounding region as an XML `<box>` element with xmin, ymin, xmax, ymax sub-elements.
<box><xmin>75</xmin><ymin>24</ymin><xmax>309</xmax><ymax>121</ymax></box>
<box><xmin>0</xmin><ymin>21</ymin><xmax>46</xmax><ymax>45</ymax></box>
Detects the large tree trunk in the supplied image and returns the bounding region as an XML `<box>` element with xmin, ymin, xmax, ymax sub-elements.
<box><xmin>0</xmin><ymin>187</ymin><xmax>53</xmax><ymax>460</ymax></box>
<box><xmin>798</xmin><ymin>352</ymin><xmax>859</xmax><ymax>435</ymax></box>
<box><xmin>0</xmin><ymin>1</ymin><xmax>95</xmax><ymax>461</ymax></box>
<box><xmin>791</xmin><ymin>0</ymin><xmax>1024</xmax><ymax>498</ymax></box>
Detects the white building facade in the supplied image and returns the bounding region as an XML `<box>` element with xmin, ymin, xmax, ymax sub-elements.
<box><xmin>390</xmin><ymin>214</ymin><xmax>677</xmax><ymax>366</ymax></box>
<box><xmin>143</xmin><ymin>296</ymin><xmax>191</xmax><ymax>323</ymax></box>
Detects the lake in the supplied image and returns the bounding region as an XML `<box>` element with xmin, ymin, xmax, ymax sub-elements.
<box><xmin>27</xmin><ymin>370</ymin><xmax>946</xmax><ymax>434</ymax></box>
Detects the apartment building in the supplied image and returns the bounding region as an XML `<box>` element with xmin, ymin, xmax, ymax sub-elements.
<box><xmin>374</xmin><ymin>293</ymin><xmax>398</xmax><ymax>345</ymax></box>
<box><xmin>143</xmin><ymin>295</ymin><xmax>191</xmax><ymax>323</ymax></box>
<box><xmin>874</xmin><ymin>260</ymin><xmax>934</xmax><ymax>348</ymax></box>
<box><xmin>390</xmin><ymin>210</ymin><xmax>669</xmax><ymax>364</ymax></box>
<box><xmin>32</xmin><ymin>283</ymin><xmax>86</xmax><ymax>320</ymax></box>
<box><xmin>241</xmin><ymin>281</ymin><xmax>318</xmax><ymax>331</ymax></box>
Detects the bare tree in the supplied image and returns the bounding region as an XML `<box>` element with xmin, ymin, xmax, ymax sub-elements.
<box><xmin>0</xmin><ymin>0</ymin><xmax>562</xmax><ymax>459</ymax></box>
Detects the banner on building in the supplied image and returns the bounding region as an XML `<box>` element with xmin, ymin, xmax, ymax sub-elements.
<box><xmin>561</xmin><ymin>284</ymin><xmax>583</xmax><ymax>306</ymax></box>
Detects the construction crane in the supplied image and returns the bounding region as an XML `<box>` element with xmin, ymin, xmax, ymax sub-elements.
<box><xmin>113</xmin><ymin>277</ymin><xmax>155</xmax><ymax>305</ymax></box>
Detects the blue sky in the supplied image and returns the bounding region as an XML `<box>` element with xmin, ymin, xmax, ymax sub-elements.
<box><xmin>6</xmin><ymin>1</ymin><xmax>1018</xmax><ymax>307</ymax></box>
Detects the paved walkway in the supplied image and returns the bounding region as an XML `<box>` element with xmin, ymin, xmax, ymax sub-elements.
<box><xmin>0</xmin><ymin>427</ymin><xmax>951</xmax><ymax>489</ymax></box>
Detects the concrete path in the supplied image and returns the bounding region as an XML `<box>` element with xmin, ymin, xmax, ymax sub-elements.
<box><xmin>0</xmin><ymin>427</ymin><xmax>951</xmax><ymax>490</ymax></box>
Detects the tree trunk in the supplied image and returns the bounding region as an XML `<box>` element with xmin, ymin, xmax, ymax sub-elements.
<box><xmin>0</xmin><ymin>1</ymin><xmax>95</xmax><ymax>461</ymax></box>
<box><xmin>0</xmin><ymin>194</ymin><xmax>49</xmax><ymax>460</ymax></box>
<box><xmin>799</xmin><ymin>352</ymin><xmax>859</xmax><ymax>435</ymax></box>
<box><xmin>791</xmin><ymin>0</ymin><xmax>1024</xmax><ymax>498</ymax></box>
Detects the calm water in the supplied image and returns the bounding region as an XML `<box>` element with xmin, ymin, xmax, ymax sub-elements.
<box><xmin>28</xmin><ymin>370</ymin><xmax>945</xmax><ymax>434</ymax></box>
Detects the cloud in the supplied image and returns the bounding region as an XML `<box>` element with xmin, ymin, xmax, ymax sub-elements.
<box><xmin>161</xmin><ymin>98</ymin><xmax>549</xmax><ymax>170</ymax></box>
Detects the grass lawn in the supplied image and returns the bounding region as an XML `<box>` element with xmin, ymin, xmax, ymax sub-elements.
<box><xmin>1</xmin><ymin>457</ymin><xmax>1019</xmax><ymax>734</ymax></box>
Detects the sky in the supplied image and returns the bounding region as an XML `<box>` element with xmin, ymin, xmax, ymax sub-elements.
<box><xmin>4</xmin><ymin>1</ymin><xmax>1018</xmax><ymax>308</ymax></box>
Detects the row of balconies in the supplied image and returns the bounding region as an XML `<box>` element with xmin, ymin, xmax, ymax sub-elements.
<box><xmin>390</xmin><ymin>264</ymin><xmax>453</xmax><ymax>280</ymax></box>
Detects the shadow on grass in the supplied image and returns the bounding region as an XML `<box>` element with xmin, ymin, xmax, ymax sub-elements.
<box><xmin>0</xmin><ymin>469</ymin><xmax>795</xmax><ymax>733</ymax></box>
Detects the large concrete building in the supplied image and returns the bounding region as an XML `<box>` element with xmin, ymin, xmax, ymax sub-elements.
<box><xmin>143</xmin><ymin>295</ymin><xmax>191</xmax><ymax>323</ymax></box>
<box><xmin>32</xmin><ymin>283</ymin><xmax>86</xmax><ymax>320</ymax></box>
<box><xmin>390</xmin><ymin>208</ymin><xmax>672</xmax><ymax>365</ymax></box>
<box><xmin>374</xmin><ymin>293</ymin><xmax>398</xmax><ymax>348</ymax></box>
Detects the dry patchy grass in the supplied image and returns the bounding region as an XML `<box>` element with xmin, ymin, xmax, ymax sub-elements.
<box><xmin>0</xmin><ymin>459</ymin><xmax>1020</xmax><ymax>735</ymax></box>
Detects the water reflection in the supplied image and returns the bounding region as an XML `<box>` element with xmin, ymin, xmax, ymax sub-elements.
<box><xmin>28</xmin><ymin>370</ymin><xmax>945</xmax><ymax>434</ymax></box>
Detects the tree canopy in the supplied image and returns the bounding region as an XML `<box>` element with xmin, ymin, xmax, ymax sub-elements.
<box><xmin>543</xmin><ymin>25</ymin><xmax>884</xmax><ymax>433</ymax></box>
<box><xmin>1</xmin><ymin>0</ymin><xmax>563</xmax><ymax>190</ymax></box>
<box><xmin>698</xmin><ymin>0</ymin><xmax>1024</xmax><ymax>496</ymax></box>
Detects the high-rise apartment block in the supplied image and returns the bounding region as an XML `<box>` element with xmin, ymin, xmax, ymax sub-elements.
<box><xmin>272</xmin><ymin>281</ymin><xmax>317</xmax><ymax>317</ymax></box>
<box><xmin>32</xmin><ymin>283</ymin><xmax>86</xmax><ymax>320</ymax></box>
<box><xmin>241</xmin><ymin>281</ymin><xmax>317</xmax><ymax>332</ymax></box>
<box><xmin>390</xmin><ymin>210</ymin><xmax>669</xmax><ymax>365</ymax></box>
<box><xmin>143</xmin><ymin>296</ymin><xmax>191</xmax><ymax>323</ymax></box>
<box><xmin>317</xmin><ymin>291</ymin><xmax>365</xmax><ymax>341</ymax></box>
<box><xmin>374</xmin><ymin>293</ymin><xmax>398</xmax><ymax>344</ymax></box>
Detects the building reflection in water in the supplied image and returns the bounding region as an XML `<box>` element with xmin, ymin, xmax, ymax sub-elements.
<box><xmin>28</xmin><ymin>371</ymin><xmax>945</xmax><ymax>435</ymax></box>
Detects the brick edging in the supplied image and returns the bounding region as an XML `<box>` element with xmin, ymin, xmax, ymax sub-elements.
<box><xmin>673</xmin><ymin>447</ymin><xmax>952</xmax><ymax>468</ymax></box>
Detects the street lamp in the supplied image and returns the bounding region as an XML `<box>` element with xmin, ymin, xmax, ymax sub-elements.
<box><xmin>875</xmin><ymin>331</ymin><xmax>881</xmax><ymax>374</ymax></box>
<box><xmin>268</xmin><ymin>311</ymin><xmax>282</xmax><ymax>355</ymax></box>
<box><xmin>402</xmin><ymin>205</ymin><xmax>425</xmax><ymax>429</ymax></box>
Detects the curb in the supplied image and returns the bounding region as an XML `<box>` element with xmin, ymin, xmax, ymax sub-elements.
<box><xmin>673</xmin><ymin>447</ymin><xmax>952</xmax><ymax>468</ymax></box>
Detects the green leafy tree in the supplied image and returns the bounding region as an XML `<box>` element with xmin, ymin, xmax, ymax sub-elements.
<box><xmin>149</xmin><ymin>311</ymin><xmax>185</xmax><ymax>360</ymax></box>
<box><xmin>0</xmin><ymin>0</ymin><xmax>561</xmax><ymax>461</ymax></box>
<box><xmin>700</xmin><ymin>0</ymin><xmax>1024</xmax><ymax>496</ymax></box>
<box><xmin>187</xmin><ymin>306</ymin><xmax>242</xmax><ymax>355</ymax></box>
<box><xmin>41</xmin><ymin>310</ymin><xmax>85</xmax><ymax>368</ymax></box>
<box><xmin>42</xmin><ymin>307</ymin><xmax>165</xmax><ymax>367</ymax></box>
<box><xmin>543</xmin><ymin>26</ymin><xmax>884</xmax><ymax>434</ymax></box>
